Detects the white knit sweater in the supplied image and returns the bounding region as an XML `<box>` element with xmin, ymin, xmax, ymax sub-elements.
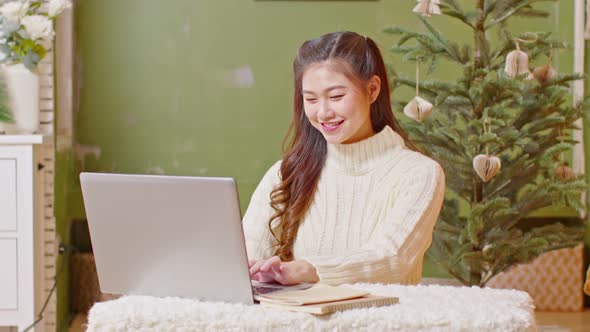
<box><xmin>242</xmin><ymin>125</ymin><xmax>446</xmax><ymax>285</ymax></box>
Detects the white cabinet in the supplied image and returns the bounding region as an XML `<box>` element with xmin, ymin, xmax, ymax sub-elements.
<box><xmin>0</xmin><ymin>136</ymin><xmax>43</xmax><ymax>332</ymax></box>
<box><xmin>0</xmin><ymin>239</ymin><xmax>18</xmax><ymax>310</ymax></box>
<box><xmin>0</xmin><ymin>159</ymin><xmax>17</xmax><ymax>231</ymax></box>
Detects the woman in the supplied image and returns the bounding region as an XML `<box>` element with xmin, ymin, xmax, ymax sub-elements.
<box><xmin>244</xmin><ymin>31</ymin><xmax>445</xmax><ymax>286</ymax></box>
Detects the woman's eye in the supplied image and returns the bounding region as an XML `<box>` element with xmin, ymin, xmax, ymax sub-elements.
<box><xmin>305</xmin><ymin>98</ymin><xmax>317</xmax><ymax>103</ymax></box>
<box><xmin>330</xmin><ymin>95</ymin><xmax>344</xmax><ymax>100</ymax></box>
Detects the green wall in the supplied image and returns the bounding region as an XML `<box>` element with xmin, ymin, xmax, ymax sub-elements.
<box><xmin>55</xmin><ymin>0</ymin><xmax>581</xmax><ymax>329</ymax></box>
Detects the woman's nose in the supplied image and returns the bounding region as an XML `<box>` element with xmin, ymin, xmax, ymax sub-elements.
<box><xmin>317</xmin><ymin>100</ymin><xmax>335</xmax><ymax>119</ymax></box>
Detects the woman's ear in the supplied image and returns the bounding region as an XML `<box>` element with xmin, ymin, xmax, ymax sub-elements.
<box><xmin>367</xmin><ymin>75</ymin><xmax>381</xmax><ymax>104</ymax></box>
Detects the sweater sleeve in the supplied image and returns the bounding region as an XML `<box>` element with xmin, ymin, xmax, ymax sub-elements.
<box><xmin>242</xmin><ymin>160</ymin><xmax>282</xmax><ymax>261</ymax></box>
<box><xmin>301</xmin><ymin>159</ymin><xmax>446</xmax><ymax>285</ymax></box>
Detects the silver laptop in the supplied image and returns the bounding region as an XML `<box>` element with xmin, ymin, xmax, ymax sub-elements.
<box><xmin>80</xmin><ymin>172</ymin><xmax>305</xmax><ymax>305</ymax></box>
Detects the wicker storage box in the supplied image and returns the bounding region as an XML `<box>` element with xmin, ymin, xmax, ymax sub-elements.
<box><xmin>585</xmin><ymin>266</ymin><xmax>590</xmax><ymax>295</ymax></box>
<box><xmin>70</xmin><ymin>252</ymin><xmax>102</xmax><ymax>314</ymax></box>
<box><xmin>488</xmin><ymin>244</ymin><xmax>585</xmax><ymax>311</ymax></box>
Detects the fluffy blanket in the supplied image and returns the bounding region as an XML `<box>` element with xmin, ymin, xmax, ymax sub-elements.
<box><xmin>86</xmin><ymin>283</ymin><xmax>536</xmax><ymax>331</ymax></box>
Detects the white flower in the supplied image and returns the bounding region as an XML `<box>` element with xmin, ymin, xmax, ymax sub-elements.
<box><xmin>48</xmin><ymin>0</ymin><xmax>72</xmax><ymax>18</ymax></box>
<box><xmin>0</xmin><ymin>1</ymin><xmax>30</xmax><ymax>24</ymax></box>
<box><xmin>22</xmin><ymin>15</ymin><xmax>54</xmax><ymax>40</ymax></box>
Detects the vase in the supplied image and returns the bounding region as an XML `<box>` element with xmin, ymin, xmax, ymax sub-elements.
<box><xmin>1</xmin><ymin>63</ymin><xmax>40</xmax><ymax>134</ymax></box>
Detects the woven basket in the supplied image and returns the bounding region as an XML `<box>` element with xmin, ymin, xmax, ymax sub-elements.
<box><xmin>70</xmin><ymin>252</ymin><xmax>102</xmax><ymax>314</ymax></box>
<box><xmin>488</xmin><ymin>243</ymin><xmax>585</xmax><ymax>311</ymax></box>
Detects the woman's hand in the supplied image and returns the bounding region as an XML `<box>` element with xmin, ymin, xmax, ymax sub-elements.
<box><xmin>249</xmin><ymin>256</ymin><xmax>319</xmax><ymax>285</ymax></box>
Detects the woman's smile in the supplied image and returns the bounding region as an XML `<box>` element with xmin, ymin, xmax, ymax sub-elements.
<box><xmin>321</xmin><ymin>120</ymin><xmax>345</xmax><ymax>132</ymax></box>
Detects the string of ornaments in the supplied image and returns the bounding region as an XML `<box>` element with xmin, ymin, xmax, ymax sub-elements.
<box><xmin>504</xmin><ymin>38</ymin><xmax>571</xmax><ymax>182</ymax></box>
<box><xmin>401</xmin><ymin>17</ymin><xmax>571</xmax><ymax>182</ymax></box>
<box><xmin>504</xmin><ymin>37</ymin><xmax>557</xmax><ymax>82</ymax></box>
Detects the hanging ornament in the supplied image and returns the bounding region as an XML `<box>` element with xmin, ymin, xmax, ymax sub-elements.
<box><xmin>554</xmin><ymin>165</ymin><xmax>575</xmax><ymax>181</ymax></box>
<box><xmin>412</xmin><ymin>0</ymin><xmax>441</xmax><ymax>17</ymax></box>
<box><xmin>473</xmin><ymin>121</ymin><xmax>501</xmax><ymax>182</ymax></box>
<box><xmin>533</xmin><ymin>49</ymin><xmax>557</xmax><ymax>84</ymax></box>
<box><xmin>504</xmin><ymin>40</ymin><xmax>533</xmax><ymax>80</ymax></box>
<box><xmin>473</xmin><ymin>155</ymin><xmax>501</xmax><ymax>182</ymax></box>
<box><xmin>553</xmin><ymin>126</ymin><xmax>576</xmax><ymax>181</ymax></box>
<box><xmin>403</xmin><ymin>96</ymin><xmax>433</xmax><ymax>122</ymax></box>
<box><xmin>403</xmin><ymin>61</ymin><xmax>434</xmax><ymax>122</ymax></box>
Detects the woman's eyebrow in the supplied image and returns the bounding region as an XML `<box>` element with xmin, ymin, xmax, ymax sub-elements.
<box><xmin>302</xmin><ymin>85</ymin><xmax>347</xmax><ymax>94</ymax></box>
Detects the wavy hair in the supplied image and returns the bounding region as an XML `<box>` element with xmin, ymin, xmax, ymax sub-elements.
<box><xmin>269</xmin><ymin>31</ymin><xmax>415</xmax><ymax>261</ymax></box>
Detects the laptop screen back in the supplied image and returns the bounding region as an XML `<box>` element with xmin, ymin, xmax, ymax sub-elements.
<box><xmin>80</xmin><ymin>172</ymin><xmax>254</xmax><ymax>304</ymax></box>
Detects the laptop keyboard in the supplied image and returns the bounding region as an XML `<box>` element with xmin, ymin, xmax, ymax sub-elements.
<box><xmin>252</xmin><ymin>284</ymin><xmax>286</xmax><ymax>295</ymax></box>
<box><xmin>252</xmin><ymin>282</ymin><xmax>314</xmax><ymax>295</ymax></box>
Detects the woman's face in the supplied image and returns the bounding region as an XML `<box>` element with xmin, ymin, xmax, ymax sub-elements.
<box><xmin>301</xmin><ymin>62</ymin><xmax>379</xmax><ymax>144</ymax></box>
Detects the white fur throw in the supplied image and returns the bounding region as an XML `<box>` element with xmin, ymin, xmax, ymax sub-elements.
<box><xmin>86</xmin><ymin>283</ymin><xmax>536</xmax><ymax>331</ymax></box>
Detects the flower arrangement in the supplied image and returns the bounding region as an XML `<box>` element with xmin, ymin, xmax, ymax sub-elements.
<box><xmin>0</xmin><ymin>0</ymin><xmax>71</xmax><ymax>70</ymax></box>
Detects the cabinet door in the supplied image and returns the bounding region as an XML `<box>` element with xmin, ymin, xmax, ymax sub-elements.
<box><xmin>0</xmin><ymin>159</ymin><xmax>17</xmax><ymax>231</ymax></box>
<box><xmin>0</xmin><ymin>238</ymin><xmax>17</xmax><ymax>309</ymax></box>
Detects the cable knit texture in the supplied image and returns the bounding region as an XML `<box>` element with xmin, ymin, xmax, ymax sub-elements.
<box><xmin>242</xmin><ymin>126</ymin><xmax>446</xmax><ymax>285</ymax></box>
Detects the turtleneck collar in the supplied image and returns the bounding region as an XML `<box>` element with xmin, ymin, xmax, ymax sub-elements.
<box><xmin>325</xmin><ymin>125</ymin><xmax>406</xmax><ymax>175</ymax></box>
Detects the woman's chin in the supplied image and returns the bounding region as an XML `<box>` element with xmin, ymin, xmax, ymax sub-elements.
<box><xmin>322</xmin><ymin>133</ymin><xmax>347</xmax><ymax>144</ymax></box>
<box><xmin>314</xmin><ymin>125</ymin><xmax>350</xmax><ymax>144</ymax></box>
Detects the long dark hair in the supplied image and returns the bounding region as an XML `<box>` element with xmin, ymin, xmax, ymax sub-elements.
<box><xmin>269</xmin><ymin>31</ymin><xmax>415</xmax><ymax>260</ymax></box>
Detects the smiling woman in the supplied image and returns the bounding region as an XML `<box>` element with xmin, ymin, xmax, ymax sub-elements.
<box><xmin>243</xmin><ymin>31</ymin><xmax>446</xmax><ymax>286</ymax></box>
<box><xmin>301</xmin><ymin>63</ymin><xmax>379</xmax><ymax>144</ymax></box>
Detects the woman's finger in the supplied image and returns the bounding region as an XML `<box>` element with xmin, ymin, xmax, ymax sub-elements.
<box><xmin>253</xmin><ymin>271</ymin><xmax>275</xmax><ymax>283</ymax></box>
<box><xmin>260</xmin><ymin>256</ymin><xmax>281</xmax><ymax>272</ymax></box>
<box><xmin>249</xmin><ymin>259</ymin><xmax>265</xmax><ymax>276</ymax></box>
<box><xmin>253</xmin><ymin>272</ymin><xmax>270</xmax><ymax>282</ymax></box>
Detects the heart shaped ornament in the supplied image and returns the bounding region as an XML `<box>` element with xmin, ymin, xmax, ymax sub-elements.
<box><xmin>473</xmin><ymin>154</ymin><xmax>501</xmax><ymax>182</ymax></box>
<box><xmin>403</xmin><ymin>96</ymin><xmax>433</xmax><ymax>122</ymax></box>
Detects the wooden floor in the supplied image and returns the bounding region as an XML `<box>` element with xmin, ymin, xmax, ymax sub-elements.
<box><xmin>536</xmin><ymin>310</ymin><xmax>590</xmax><ymax>332</ymax></box>
<box><xmin>69</xmin><ymin>310</ymin><xmax>590</xmax><ymax>332</ymax></box>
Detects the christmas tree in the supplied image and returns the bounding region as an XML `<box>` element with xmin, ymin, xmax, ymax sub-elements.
<box><xmin>384</xmin><ymin>0</ymin><xmax>589</xmax><ymax>286</ymax></box>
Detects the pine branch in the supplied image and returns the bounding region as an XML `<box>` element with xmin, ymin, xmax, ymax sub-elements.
<box><xmin>521</xmin><ymin>114</ymin><xmax>566</xmax><ymax>135</ymax></box>
<box><xmin>439</xmin><ymin>4</ymin><xmax>475</xmax><ymax>29</ymax></box>
<box><xmin>516</xmin><ymin>192</ymin><xmax>553</xmax><ymax>219</ymax></box>
<box><xmin>417</xmin><ymin>15</ymin><xmax>468</xmax><ymax>64</ymax></box>
<box><xmin>512</xmin><ymin>7</ymin><xmax>551</xmax><ymax>18</ymax></box>
<box><xmin>394</xmin><ymin>77</ymin><xmax>471</xmax><ymax>102</ymax></box>
<box><xmin>483</xmin><ymin>0</ymin><xmax>498</xmax><ymax>16</ymax></box>
<box><xmin>471</xmin><ymin>196</ymin><xmax>511</xmax><ymax>219</ymax></box>
<box><xmin>483</xmin><ymin>156</ymin><xmax>535</xmax><ymax>200</ymax></box>
<box><xmin>538</xmin><ymin>73</ymin><xmax>585</xmax><ymax>89</ymax></box>
<box><xmin>486</xmin><ymin>0</ymin><xmax>557</xmax><ymax>29</ymax></box>
<box><xmin>441</xmin><ymin>0</ymin><xmax>462</xmax><ymax>11</ymax></box>
<box><xmin>541</xmin><ymin>142</ymin><xmax>575</xmax><ymax>164</ymax></box>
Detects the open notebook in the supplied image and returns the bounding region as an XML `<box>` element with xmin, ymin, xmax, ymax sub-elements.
<box><xmin>254</xmin><ymin>284</ymin><xmax>398</xmax><ymax>315</ymax></box>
